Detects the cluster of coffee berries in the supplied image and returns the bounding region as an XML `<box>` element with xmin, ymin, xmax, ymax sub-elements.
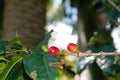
<box><xmin>48</xmin><ymin>43</ymin><xmax>78</xmax><ymax>69</ymax></box>
<box><xmin>48</xmin><ymin>43</ymin><xmax>78</xmax><ymax>55</ymax></box>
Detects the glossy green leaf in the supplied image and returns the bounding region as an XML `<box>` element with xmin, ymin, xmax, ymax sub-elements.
<box><xmin>23</xmin><ymin>50</ymin><xmax>59</xmax><ymax>80</ymax></box>
<box><xmin>0</xmin><ymin>56</ymin><xmax>23</xmax><ymax>80</ymax></box>
<box><xmin>0</xmin><ymin>40</ymin><xmax>8</xmax><ymax>54</ymax></box>
<box><xmin>8</xmin><ymin>37</ymin><xmax>24</xmax><ymax>50</ymax></box>
<box><xmin>0</xmin><ymin>63</ymin><xmax>7</xmax><ymax>74</ymax></box>
<box><xmin>0</xmin><ymin>56</ymin><xmax>9</xmax><ymax>62</ymax></box>
<box><xmin>9</xmin><ymin>38</ymin><xmax>22</xmax><ymax>45</ymax></box>
<box><xmin>0</xmin><ymin>56</ymin><xmax>10</xmax><ymax>74</ymax></box>
<box><xmin>36</xmin><ymin>30</ymin><xmax>53</xmax><ymax>53</ymax></box>
<box><xmin>11</xmin><ymin>44</ymin><xmax>23</xmax><ymax>50</ymax></box>
<box><xmin>6</xmin><ymin>62</ymin><xmax>32</xmax><ymax>80</ymax></box>
<box><xmin>6</xmin><ymin>63</ymin><xmax>23</xmax><ymax>80</ymax></box>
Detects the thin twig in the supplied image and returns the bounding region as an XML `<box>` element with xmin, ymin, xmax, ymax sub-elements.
<box><xmin>66</xmin><ymin>52</ymin><xmax>120</xmax><ymax>57</ymax></box>
<box><xmin>107</xmin><ymin>0</ymin><xmax>120</xmax><ymax>12</ymax></box>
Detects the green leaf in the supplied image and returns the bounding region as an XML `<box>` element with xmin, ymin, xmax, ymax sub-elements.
<box><xmin>0</xmin><ymin>40</ymin><xmax>8</xmax><ymax>54</ymax></box>
<box><xmin>9</xmin><ymin>38</ymin><xmax>22</xmax><ymax>45</ymax></box>
<box><xmin>8</xmin><ymin>38</ymin><xmax>24</xmax><ymax>53</ymax></box>
<box><xmin>8</xmin><ymin>37</ymin><xmax>24</xmax><ymax>50</ymax></box>
<box><xmin>109</xmin><ymin>64</ymin><xmax>120</xmax><ymax>75</ymax></box>
<box><xmin>11</xmin><ymin>44</ymin><xmax>23</xmax><ymax>50</ymax></box>
<box><xmin>0</xmin><ymin>56</ymin><xmax>9</xmax><ymax>62</ymax></box>
<box><xmin>6</xmin><ymin>62</ymin><xmax>32</xmax><ymax>80</ymax></box>
<box><xmin>6</xmin><ymin>63</ymin><xmax>23</xmax><ymax>80</ymax></box>
<box><xmin>0</xmin><ymin>63</ymin><xmax>7</xmax><ymax>74</ymax></box>
<box><xmin>36</xmin><ymin>30</ymin><xmax>53</xmax><ymax>53</ymax></box>
<box><xmin>15</xmin><ymin>31</ymin><xmax>19</xmax><ymax>39</ymax></box>
<box><xmin>23</xmin><ymin>50</ymin><xmax>59</xmax><ymax>80</ymax></box>
<box><xmin>0</xmin><ymin>56</ymin><xmax>23</xmax><ymax>80</ymax></box>
<box><xmin>0</xmin><ymin>56</ymin><xmax>10</xmax><ymax>74</ymax></box>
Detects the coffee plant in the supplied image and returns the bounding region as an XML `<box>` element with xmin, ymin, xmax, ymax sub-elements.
<box><xmin>0</xmin><ymin>30</ymin><xmax>120</xmax><ymax>80</ymax></box>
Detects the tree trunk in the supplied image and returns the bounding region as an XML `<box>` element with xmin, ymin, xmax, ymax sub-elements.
<box><xmin>79</xmin><ymin>62</ymin><xmax>107</xmax><ymax>80</ymax></box>
<box><xmin>76</xmin><ymin>0</ymin><xmax>98</xmax><ymax>51</ymax></box>
<box><xmin>75</xmin><ymin>0</ymin><xmax>108</xmax><ymax>80</ymax></box>
<box><xmin>0</xmin><ymin>0</ymin><xmax>4</xmax><ymax>39</ymax></box>
<box><xmin>2</xmin><ymin>0</ymin><xmax>46</xmax><ymax>47</ymax></box>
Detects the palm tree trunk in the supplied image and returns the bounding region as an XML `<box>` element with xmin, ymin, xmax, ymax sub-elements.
<box><xmin>0</xmin><ymin>0</ymin><xmax>4</xmax><ymax>39</ymax></box>
<box><xmin>2</xmin><ymin>0</ymin><xmax>46</xmax><ymax>47</ymax></box>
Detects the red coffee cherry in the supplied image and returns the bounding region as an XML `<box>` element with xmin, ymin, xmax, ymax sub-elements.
<box><xmin>67</xmin><ymin>43</ymin><xmax>78</xmax><ymax>53</ymax></box>
<box><xmin>48</xmin><ymin>46</ymin><xmax>60</xmax><ymax>55</ymax></box>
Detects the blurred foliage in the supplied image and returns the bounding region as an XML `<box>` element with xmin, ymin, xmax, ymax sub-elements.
<box><xmin>73</xmin><ymin>0</ymin><xmax>120</xmax><ymax>80</ymax></box>
<box><xmin>88</xmin><ymin>30</ymin><xmax>115</xmax><ymax>52</ymax></box>
<box><xmin>46</xmin><ymin>0</ymin><xmax>120</xmax><ymax>80</ymax></box>
<box><xmin>47</xmin><ymin>0</ymin><xmax>64</xmax><ymax>23</ymax></box>
<box><xmin>0</xmin><ymin>30</ymin><xmax>62</xmax><ymax>80</ymax></box>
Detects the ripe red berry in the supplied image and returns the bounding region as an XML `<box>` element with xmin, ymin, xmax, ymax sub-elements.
<box><xmin>48</xmin><ymin>46</ymin><xmax>60</xmax><ymax>55</ymax></box>
<box><xmin>67</xmin><ymin>43</ymin><xmax>78</xmax><ymax>53</ymax></box>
